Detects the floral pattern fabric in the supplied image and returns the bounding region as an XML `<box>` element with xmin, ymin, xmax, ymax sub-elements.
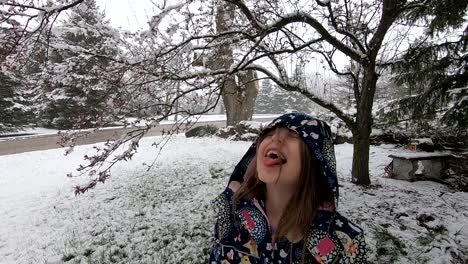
<box><xmin>210</xmin><ymin>188</ymin><xmax>367</xmax><ymax>264</ymax></box>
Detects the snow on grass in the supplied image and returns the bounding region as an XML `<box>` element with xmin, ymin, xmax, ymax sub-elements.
<box><xmin>122</xmin><ymin>114</ymin><xmax>279</xmax><ymax>127</ymax></box>
<box><xmin>0</xmin><ymin>135</ymin><xmax>249</xmax><ymax>264</ymax></box>
<box><xmin>336</xmin><ymin>144</ymin><xmax>468</xmax><ymax>263</ymax></box>
<box><xmin>0</xmin><ymin>114</ymin><xmax>278</xmax><ymax>141</ymax></box>
<box><xmin>0</xmin><ymin>127</ymin><xmax>59</xmax><ymax>137</ymax></box>
<box><xmin>0</xmin><ymin>137</ymin><xmax>467</xmax><ymax>263</ymax></box>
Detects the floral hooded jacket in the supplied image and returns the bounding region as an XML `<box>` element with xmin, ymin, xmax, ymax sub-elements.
<box><xmin>209</xmin><ymin>113</ymin><xmax>367</xmax><ymax>264</ymax></box>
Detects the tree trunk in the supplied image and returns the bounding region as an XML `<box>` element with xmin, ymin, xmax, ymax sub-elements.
<box><xmin>351</xmin><ymin>129</ymin><xmax>371</xmax><ymax>185</ymax></box>
<box><xmin>223</xmin><ymin>70</ymin><xmax>259</xmax><ymax>126</ymax></box>
<box><xmin>214</xmin><ymin>2</ymin><xmax>258</xmax><ymax>126</ymax></box>
<box><xmin>351</xmin><ymin>66</ymin><xmax>378</xmax><ymax>185</ymax></box>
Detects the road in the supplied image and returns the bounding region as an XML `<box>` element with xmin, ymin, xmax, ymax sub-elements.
<box><xmin>0</xmin><ymin>118</ymin><xmax>274</xmax><ymax>156</ymax></box>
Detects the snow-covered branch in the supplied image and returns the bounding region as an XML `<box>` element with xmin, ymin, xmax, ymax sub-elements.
<box><xmin>230</xmin><ymin>1</ymin><xmax>366</xmax><ymax>63</ymax></box>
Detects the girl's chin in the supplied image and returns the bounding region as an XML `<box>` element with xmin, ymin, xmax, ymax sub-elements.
<box><xmin>258</xmin><ymin>178</ymin><xmax>277</xmax><ymax>184</ymax></box>
<box><xmin>257</xmin><ymin>173</ymin><xmax>280</xmax><ymax>184</ymax></box>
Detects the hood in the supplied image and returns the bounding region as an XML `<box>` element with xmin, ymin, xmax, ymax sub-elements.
<box><xmin>228</xmin><ymin>112</ymin><xmax>338</xmax><ymax>202</ymax></box>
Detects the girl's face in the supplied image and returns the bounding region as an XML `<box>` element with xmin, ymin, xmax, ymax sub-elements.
<box><xmin>256</xmin><ymin>127</ymin><xmax>302</xmax><ymax>187</ymax></box>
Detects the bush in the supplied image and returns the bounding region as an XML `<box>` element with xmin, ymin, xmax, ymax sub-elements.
<box><xmin>185</xmin><ymin>125</ymin><xmax>219</xmax><ymax>138</ymax></box>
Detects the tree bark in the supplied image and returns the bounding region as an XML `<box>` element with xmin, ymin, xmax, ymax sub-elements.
<box><xmin>351</xmin><ymin>64</ymin><xmax>378</xmax><ymax>185</ymax></box>
<box><xmin>349</xmin><ymin>0</ymin><xmax>401</xmax><ymax>185</ymax></box>
<box><xmin>222</xmin><ymin>70</ymin><xmax>259</xmax><ymax>125</ymax></box>
<box><xmin>215</xmin><ymin>2</ymin><xmax>258</xmax><ymax>126</ymax></box>
<box><xmin>352</xmin><ymin>133</ymin><xmax>371</xmax><ymax>185</ymax></box>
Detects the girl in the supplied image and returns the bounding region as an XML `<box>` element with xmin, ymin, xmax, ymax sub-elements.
<box><xmin>210</xmin><ymin>113</ymin><xmax>367</xmax><ymax>263</ymax></box>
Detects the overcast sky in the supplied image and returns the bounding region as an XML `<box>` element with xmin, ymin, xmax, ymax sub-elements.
<box><xmin>90</xmin><ymin>0</ymin><xmax>341</xmax><ymax>82</ymax></box>
<box><xmin>95</xmin><ymin>0</ymin><xmax>156</xmax><ymax>32</ymax></box>
<box><xmin>90</xmin><ymin>0</ymin><xmax>352</xmax><ymax>77</ymax></box>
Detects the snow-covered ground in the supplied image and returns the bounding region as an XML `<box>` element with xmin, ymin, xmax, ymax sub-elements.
<box><xmin>125</xmin><ymin>114</ymin><xmax>280</xmax><ymax>126</ymax></box>
<box><xmin>0</xmin><ymin>114</ymin><xmax>279</xmax><ymax>140</ymax></box>
<box><xmin>0</xmin><ymin>136</ymin><xmax>467</xmax><ymax>263</ymax></box>
<box><xmin>0</xmin><ymin>127</ymin><xmax>59</xmax><ymax>137</ymax></box>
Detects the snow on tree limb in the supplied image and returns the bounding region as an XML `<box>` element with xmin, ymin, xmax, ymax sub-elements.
<box><xmin>230</xmin><ymin>2</ymin><xmax>367</xmax><ymax>63</ymax></box>
<box><xmin>149</xmin><ymin>2</ymin><xmax>185</xmax><ymax>31</ymax></box>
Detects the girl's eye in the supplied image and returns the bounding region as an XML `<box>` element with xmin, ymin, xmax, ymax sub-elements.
<box><xmin>288</xmin><ymin>131</ymin><xmax>299</xmax><ymax>138</ymax></box>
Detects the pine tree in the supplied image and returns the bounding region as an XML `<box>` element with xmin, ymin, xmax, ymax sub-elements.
<box><xmin>0</xmin><ymin>72</ymin><xmax>32</xmax><ymax>132</ymax></box>
<box><xmin>381</xmin><ymin>0</ymin><xmax>468</xmax><ymax>134</ymax></box>
<box><xmin>0</xmin><ymin>39</ymin><xmax>32</xmax><ymax>132</ymax></box>
<box><xmin>255</xmin><ymin>80</ymin><xmax>315</xmax><ymax>114</ymax></box>
<box><xmin>38</xmin><ymin>0</ymin><xmax>121</xmax><ymax>129</ymax></box>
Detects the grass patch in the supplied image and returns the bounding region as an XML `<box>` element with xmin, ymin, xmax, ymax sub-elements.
<box><xmin>374</xmin><ymin>228</ymin><xmax>407</xmax><ymax>262</ymax></box>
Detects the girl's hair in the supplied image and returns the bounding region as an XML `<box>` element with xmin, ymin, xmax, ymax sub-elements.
<box><xmin>233</xmin><ymin>130</ymin><xmax>335</xmax><ymax>242</ymax></box>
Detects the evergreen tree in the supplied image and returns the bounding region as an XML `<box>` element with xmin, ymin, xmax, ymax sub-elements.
<box><xmin>0</xmin><ymin>30</ymin><xmax>32</xmax><ymax>132</ymax></box>
<box><xmin>255</xmin><ymin>80</ymin><xmax>315</xmax><ymax>114</ymax></box>
<box><xmin>0</xmin><ymin>71</ymin><xmax>32</xmax><ymax>132</ymax></box>
<box><xmin>381</xmin><ymin>0</ymin><xmax>468</xmax><ymax>134</ymax></box>
<box><xmin>38</xmin><ymin>0</ymin><xmax>121</xmax><ymax>129</ymax></box>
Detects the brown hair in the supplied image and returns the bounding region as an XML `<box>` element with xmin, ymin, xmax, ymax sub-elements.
<box><xmin>233</xmin><ymin>132</ymin><xmax>334</xmax><ymax>242</ymax></box>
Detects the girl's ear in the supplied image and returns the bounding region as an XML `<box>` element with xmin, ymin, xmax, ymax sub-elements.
<box><xmin>244</xmin><ymin>155</ymin><xmax>257</xmax><ymax>181</ymax></box>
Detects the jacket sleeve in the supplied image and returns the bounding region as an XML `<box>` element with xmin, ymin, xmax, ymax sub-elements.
<box><xmin>335</xmin><ymin>217</ymin><xmax>367</xmax><ymax>264</ymax></box>
<box><xmin>209</xmin><ymin>220</ymin><xmax>222</xmax><ymax>263</ymax></box>
<box><xmin>209</xmin><ymin>189</ymin><xmax>235</xmax><ymax>263</ymax></box>
<box><xmin>337</xmin><ymin>230</ymin><xmax>367</xmax><ymax>263</ymax></box>
<box><xmin>309</xmin><ymin>211</ymin><xmax>367</xmax><ymax>263</ymax></box>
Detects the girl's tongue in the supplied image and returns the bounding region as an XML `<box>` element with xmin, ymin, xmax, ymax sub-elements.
<box><xmin>263</xmin><ymin>156</ymin><xmax>282</xmax><ymax>166</ymax></box>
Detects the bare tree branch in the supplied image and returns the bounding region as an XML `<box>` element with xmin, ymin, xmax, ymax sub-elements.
<box><xmin>230</xmin><ymin>0</ymin><xmax>365</xmax><ymax>62</ymax></box>
<box><xmin>325</xmin><ymin>1</ymin><xmax>367</xmax><ymax>54</ymax></box>
<box><xmin>247</xmin><ymin>64</ymin><xmax>355</xmax><ymax>128</ymax></box>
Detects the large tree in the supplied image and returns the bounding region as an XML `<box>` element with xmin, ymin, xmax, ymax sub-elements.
<box><xmin>172</xmin><ymin>0</ymin><xmax>407</xmax><ymax>185</ymax></box>
<box><xmin>185</xmin><ymin>1</ymin><xmax>260</xmax><ymax>125</ymax></box>
<box><xmin>0</xmin><ymin>70</ymin><xmax>31</xmax><ymax>132</ymax></box>
<box><xmin>0</xmin><ymin>26</ymin><xmax>32</xmax><ymax>132</ymax></box>
<box><xmin>211</xmin><ymin>0</ymin><xmax>466</xmax><ymax>185</ymax></box>
<box><xmin>380</xmin><ymin>0</ymin><xmax>468</xmax><ymax>133</ymax></box>
<box><xmin>194</xmin><ymin>0</ymin><xmax>466</xmax><ymax>185</ymax></box>
<box><xmin>34</xmin><ymin>0</ymin><xmax>122</xmax><ymax>129</ymax></box>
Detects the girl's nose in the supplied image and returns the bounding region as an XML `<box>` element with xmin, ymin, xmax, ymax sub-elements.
<box><xmin>271</xmin><ymin>129</ymin><xmax>285</xmax><ymax>143</ymax></box>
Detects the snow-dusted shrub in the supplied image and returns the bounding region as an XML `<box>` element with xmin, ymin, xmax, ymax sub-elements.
<box><xmin>216</xmin><ymin>121</ymin><xmax>263</xmax><ymax>141</ymax></box>
<box><xmin>185</xmin><ymin>125</ymin><xmax>219</xmax><ymax>138</ymax></box>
